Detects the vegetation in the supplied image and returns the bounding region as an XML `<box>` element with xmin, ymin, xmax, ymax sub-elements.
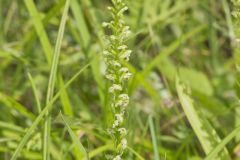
<box><xmin>0</xmin><ymin>0</ymin><xmax>240</xmax><ymax>159</ymax></box>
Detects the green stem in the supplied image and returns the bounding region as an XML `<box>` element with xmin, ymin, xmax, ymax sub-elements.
<box><xmin>43</xmin><ymin>0</ymin><xmax>70</xmax><ymax>159</ymax></box>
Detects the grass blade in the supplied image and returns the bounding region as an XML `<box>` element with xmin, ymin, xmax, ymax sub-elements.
<box><xmin>27</xmin><ymin>72</ymin><xmax>42</xmax><ymax>113</ymax></box>
<box><xmin>24</xmin><ymin>0</ymin><xmax>73</xmax><ymax>117</ymax></box>
<box><xmin>70</xmin><ymin>0</ymin><xmax>90</xmax><ymax>49</ymax></box>
<box><xmin>149</xmin><ymin>116</ymin><xmax>160</xmax><ymax>160</ymax></box>
<box><xmin>127</xmin><ymin>146</ymin><xmax>145</xmax><ymax>160</ymax></box>
<box><xmin>142</xmin><ymin>25</ymin><xmax>205</xmax><ymax>76</ymax></box>
<box><xmin>43</xmin><ymin>0</ymin><xmax>70</xmax><ymax>159</ymax></box>
<box><xmin>58</xmin><ymin>75</ymin><xmax>73</xmax><ymax>115</ymax></box>
<box><xmin>24</xmin><ymin>0</ymin><xmax>52</xmax><ymax>63</ymax></box>
<box><xmin>0</xmin><ymin>92</ymin><xmax>35</xmax><ymax>120</ymax></box>
<box><xmin>0</xmin><ymin>121</ymin><xmax>24</xmax><ymax>133</ymax></box>
<box><xmin>88</xmin><ymin>144</ymin><xmax>113</xmax><ymax>159</ymax></box>
<box><xmin>60</xmin><ymin>113</ymin><xmax>88</xmax><ymax>159</ymax></box>
<box><xmin>10</xmin><ymin>63</ymin><xmax>90</xmax><ymax>160</ymax></box>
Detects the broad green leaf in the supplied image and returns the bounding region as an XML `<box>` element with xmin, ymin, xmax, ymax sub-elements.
<box><xmin>159</xmin><ymin>59</ymin><xmax>213</xmax><ymax>96</ymax></box>
<box><xmin>176</xmin><ymin>77</ymin><xmax>230</xmax><ymax>160</ymax></box>
<box><xmin>179</xmin><ymin>67</ymin><xmax>213</xmax><ymax>96</ymax></box>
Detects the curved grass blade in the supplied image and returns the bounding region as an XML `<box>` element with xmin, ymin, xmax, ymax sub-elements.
<box><xmin>24</xmin><ymin>0</ymin><xmax>73</xmax><ymax>117</ymax></box>
<box><xmin>24</xmin><ymin>0</ymin><xmax>52</xmax><ymax>63</ymax></box>
<box><xmin>88</xmin><ymin>144</ymin><xmax>113</xmax><ymax>159</ymax></box>
<box><xmin>142</xmin><ymin>25</ymin><xmax>205</xmax><ymax>76</ymax></box>
<box><xmin>0</xmin><ymin>92</ymin><xmax>35</xmax><ymax>120</ymax></box>
<box><xmin>149</xmin><ymin>116</ymin><xmax>160</xmax><ymax>160</ymax></box>
<box><xmin>60</xmin><ymin>112</ymin><xmax>89</xmax><ymax>160</ymax></box>
<box><xmin>27</xmin><ymin>72</ymin><xmax>42</xmax><ymax>113</ymax></box>
<box><xmin>0</xmin><ymin>121</ymin><xmax>24</xmax><ymax>133</ymax></box>
<box><xmin>70</xmin><ymin>0</ymin><xmax>90</xmax><ymax>49</ymax></box>
<box><xmin>127</xmin><ymin>146</ymin><xmax>145</xmax><ymax>160</ymax></box>
<box><xmin>43</xmin><ymin>0</ymin><xmax>70</xmax><ymax>159</ymax></box>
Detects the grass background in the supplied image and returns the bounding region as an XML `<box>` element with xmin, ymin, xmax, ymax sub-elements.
<box><xmin>0</xmin><ymin>0</ymin><xmax>240</xmax><ymax>159</ymax></box>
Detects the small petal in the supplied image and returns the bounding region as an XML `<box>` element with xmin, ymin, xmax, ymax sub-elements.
<box><xmin>121</xmin><ymin>138</ymin><xmax>127</xmax><ymax>150</ymax></box>
<box><xmin>117</xmin><ymin>45</ymin><xmax>127</xmax><ymax>50</ymax></box>
<box><xmin>120</xmin><ymin>72</ymin><xmax>132</xmax><ymax>81</ymax></box>
<box><xmin>118</xmin><ymin>128</ymin><xmax>127</xmax><ymax>136</ymax></box>
<box><xmin>109</xmin><ymin>84</ymin><xmax>122</xmax><ymax>93</ymax></box>
<box><xmin>106</xmin><ymin>74</ymin><xmax>116</xmax><ymax>81</ymax></box>
<box><xmin>102</xmin><ymin>22</ymin><xmax>109</xmax><ymax>27</ymax></box>
<box><xmin>113</xmin><ymin>155</ymin><xmax>121</xmax><ymax>160</ymax></box>
<box><xmin>115</xmin><ymin>114</ymin><xmax>123</xmax><ymax>123</ymax></box>
<box><xmin>120</xmin><ymin>50</ymin><xmax>132</xmax><ymax>61</ymax></box>
<box><xmin>116</xmin><ymin>94</ymin><xmax>129</xmax><ymax>107</ymax></box>
<box><xmin>119</xmin><ymin>67</ymin><xmax>129</xmax><ymax>73</ymax></box>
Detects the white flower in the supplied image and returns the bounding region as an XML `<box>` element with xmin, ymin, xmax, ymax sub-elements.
<box><xmin>106</xmin><ymin>74</ymin><xmax>115</xmax><ymax>81</ymax></box>
<box><xmin>123</xmin><ymin>26</ymin><xmax>130</xmax><ymax>31</ymax></box>
<box><xmin>102</xmin><ymin>22</ymin><xmax>109</xmax><ymax>27</ymax></box>
<box><xmin>121</xmin><ymin>138</ymin><xmax>127</xmax><ymax>150</ymax></box>
<box><xmin>122</xmin><ymin>26</ymin><xmax>131</xmax><ymax>38</ymax></box>
<box><xmin>120</xmin><ymin>72</ymin><xmax>132</xmax><ymax>81</ymax></box>
<box><xmin>110</xmin><ymin>35</ymin><xmax>117</xmax><ymax>40</ymax></box>
<box><xmin>107</xmin><ymin>6</ymin><xmax>113</xmax><ymax>11</ymax></box>
<box><xmin>110</xmin><ymin>60</ymin><xmax>121</xmax><ymax>67</ymax></box>
<box><xmin>107</xmin><ymin>128</ymin><xmax>114</xmax><ymax>135</ymax></box>
<box><xmin>118</xmin><ymin>128</ymin><xmax>127</xmax><ymax>136</ymax></box>
<box><xmin>112</xmin><ymin>114</ymin><xmax>124</xmax><ymax>128</ymax></box>
<box><xmin>115</xmin><ymin>114</ymin><xmax>123</xmax><ymax>123</ymax></box>
<box><xmin>118</xmin><ymin>6</ymin><xmax>128</xmax><ymax>16</ymax></box>
<box><xmin>109</xmin><ymin>84</ymin><xmax>122</xmax><ymax>93</ymax></box>
<box><xmin>103</xmin><ymin>50</ymin><xmax>110</xmax><ymax>56</ymax></box>
<box><xmin>112</xmin><ymin>120</ymin><xmax>119</xmax><ymax>128</ymax></box>
<box><xmin>103</xmin><ymin>0</ymin><xmax>131</xmax><ymax>157</ymax></box>
<box><xmin>119</xmin><ymin>94</ymin><xmax>129</xmax><ymax>101</ymax></box>
<box><xmin>119</xmin><ymin>67</ymin><xmax>129</xmax><ymax>73</ymax></box>
<box><xmin>116</xmin><ymin>94</ymin><xmax>129</xmax><ymax>107</ymax></box>
<box><xmin>113</xmin><ymin>155</ymin><xmax>121</xmax><ymax>160</ymax></box>
<box><xmin>117</xmin><ymin>45</ymin><xmax>127</xmax><ymax>50</ymax></box>
<box><xmin>119</xmin><ymin>19</ymin><xmax>125</xmax><ymax>24</ymax></box>
<box><xmin>120</xmin><ymin>50</ymin><xmax>132</xmax><ymax>61</ymax></box>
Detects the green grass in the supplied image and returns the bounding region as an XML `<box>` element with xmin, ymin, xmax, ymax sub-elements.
<box><xmin>1</xmin><ymin>0</ymin><xmax>240</xmax><ymax>159</ymax></box>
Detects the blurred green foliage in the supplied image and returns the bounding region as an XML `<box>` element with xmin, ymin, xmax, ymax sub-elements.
<box><xmin>0</xmin><ymin>0</ymin><xmax>240</xmax><ymax>159</ymax></box>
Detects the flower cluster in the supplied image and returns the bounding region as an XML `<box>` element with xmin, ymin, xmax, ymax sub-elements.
<box><xmin>102</xmin><ymin>0</ymin><xmax>132</xmax><ymax>159</ymax></box>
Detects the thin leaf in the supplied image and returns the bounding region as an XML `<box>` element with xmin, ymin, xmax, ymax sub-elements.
<box><xmin>43</xmin><ymin>0</ymin><xmax>70</xmax><ymax>159</ymax></box>
<box><xmin>70</xmin><ymin>0</ymin><xmax>90</xmax><ymax>49</ymax></box>
<box><xmin>60</xmin><ymin>112</ymin><xmax>88</xmax><ymax>159</ymax></box>
<box><xmin>0</xmin><ymin>92</ymin><xmax>35</xmax><ymax>120</ymax></box>
<box><xmin>127</xmin><ymin>146</ymin><xmax>145</xmax><ymax>160</ymax></box>
<box><xmin>142</xmin><ymin>25</ymin><xmax>206</xmax><ymax>76</ymax></box>
<box><xmin>24</xmin><ymin>0</ymin><xmax>73</xmax><ymax>118</ymax></box>
<box><xmin>27</xmin><ymin>72</ymin><xmax>42</xmax><ymax>113</ymax></box>
<box><xmin>149</xmin><ymin>116</ymin><xmax>160</xmax><ymax>160</ymax></box>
